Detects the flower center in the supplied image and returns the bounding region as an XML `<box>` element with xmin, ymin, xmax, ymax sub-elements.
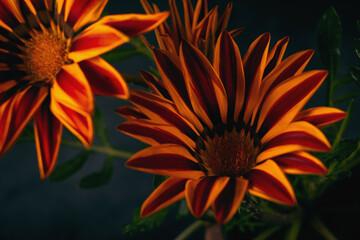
<box><xmin>198</xmin><ymin>129</ymin><xmax>258</xmax><ymax>177</ymax></box>
<box><xmin>24</xmin><ymin>32</ymin><xmax>68</xmax><ymax>84</ymax></box>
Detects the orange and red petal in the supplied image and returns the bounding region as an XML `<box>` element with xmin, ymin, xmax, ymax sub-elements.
<box><xmin>126</xmin><ymin>144</ymin><xmax>204</xmax><ymax>180</ymax></box>
<box><xmin>34</xmin><ymin>97</ymin><xmax>63</xmax><ymax>179</ymax></box>
<box><xmin>264</xmin><ymin>36</ymin><xmax>289</xmax><ymax>76</ymax></box>
<box><xmin>257</xmin><ymin>121</ymin><xmax>331</xmax><ymax>162</ymax></box>
<box><xmin>273</xmin><ymin>151</ymin><xmax>327</xmax><ymax>175</ymax></box>
<box><xmin>115</xmin><ymin>106</ymin><xmax>147</xmax><ymax>120</ymax></box>
<box><xmin>248</xmin><ymin>160</ymin><xmax>296</xmax><ymax>206</ymax></box>
<box><xmin>295</xmin><ymin>107</ymin><xmax>346</xmax><ymax>128</ymax></box>
<box><xmin>185</xmin><ymin>177</ymin><xmax>229</xmax><ymax>218</ymax></box>
<box><xmin>69</xmin><ymin>24</ymin><xmax>129</xmax><ymax>62</ymax></box>
<box><xmin>98</xmin><ymin>12</ymin><xmax>169</xmax><ymax>37</ymax></box>
<box><xmin>180</xmin><ymin>40</ymin><xmax>227</xmax><ymax>127</ymax></box>
<box><xmin>0</xmin><ymin>86</ymin><xmax>48</xmax><ymax>155</ymax></box>
<box><xmin>79</xmin><ymin>57</ymin><xmax>129</xmax><ymax>99</ymax></box>
<box><xmin>52</xmin><ymin>63</ymin><xmax>94</xmax><ymax>113</ymax></box>
<box><xmin>139</xmin><ymin>70</ymin><xmax>171</xmax><ymax>100</ymax></box>
<box><xmin>50</xmin><ymin>96</ymin><xmax>93</xmax><ymax>148</ymax></box>
<box><xmin>258</xmin><ymin>70</ymin><xmax>327</xmax><ymax>143</ymax></box>
<box><xmin>141</xmin><ymin>177</ymin><xmax>187</xmax><ymax>217</ymax></box>
<box><xmin>212</xmin><ymin>177</ymin><xmax>248</xmax><ymax>224</ymax></box>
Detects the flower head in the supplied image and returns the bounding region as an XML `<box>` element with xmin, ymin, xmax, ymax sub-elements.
<box><xmin>118</xmin><ymin>32</ymin><xmax>346</xmax><ymax>223</ymax></box>
<box><xmin>0</xmin><ymin>0</ymin><xmax>168</xmax><ymax>178</ymax></box>
<box><xmin>141</xmin><ymin>0</ymin><xmax>242</xmax><ymax>58</ymax></box>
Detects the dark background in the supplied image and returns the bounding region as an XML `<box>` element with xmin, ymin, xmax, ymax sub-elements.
<box><xmin>0</xmin><ymin>0</ymin><xmax>359</xmax><ymax>239</ymax></box>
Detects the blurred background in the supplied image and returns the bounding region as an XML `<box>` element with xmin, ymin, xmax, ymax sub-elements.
<box><xmin>0</xmin><ymin>0</ymin><xmax>359</xmax><ymax>239</ymax></box>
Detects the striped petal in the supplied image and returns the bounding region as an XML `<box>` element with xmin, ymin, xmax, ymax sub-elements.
<box><xmin>185</xmin><ymin>177</ymin><xmax>229</xmax><ymax>218</ymax></box>
<box><xmin>66</xmin><ymin>0</ymin><xmax>108</xmax><ymax>32</ymax></box>
<box><xmin>273</xmin><ymin>151</ymin><xmax>327</xmax><ymax>175</ymax></box>
<box><xmin>139</xmin><ymin>70</ymin><xmax>170</xmax><ymax>100</ymax></box>
<box><xmin>294</xmin><ymin>107</ymin><xmax>346</xmax><ymax>128</ymax></box>
<box><xmin>0</xmin><ymin>98</ymin><xmax>15</xmax><ymax>151</ymax></box>
<box><xmin>141</xmin><ymin>177</ymin><xmax>187</xmax><ymax>217</ymax></box>
<box><xmin>126</xmin><ymin>144</ymin><xmax>204</xmax><ymax>179</ymax></box>
<box><xmin>257</xmin><ymin>121</ymin><xmax>331</xmax><ymax>162</ymax></box>
<box><xmin>213</xmin><ymin>31</ymin><xmax>245</xmax><ymax>122</ymax></box>
<box><xmin>264</xmin><ymin>36</ymin><xmax>289</xmax><ymax>76</ymax></box>
<box><xmin>115</xmin><ymin>106</ymin><xmax>147</xmax><ymax>120</ymax></box>
<box><xmin>52</xmin><ymin>63</ymin><xmax>94</xmax><ymax>113</ymax></box>
<box><xmin>212</xmin><ymin>177</ymin><xmax>248</xmax><ymax>224</ymax></box>
<box><xmin>118</xmin><ymin>120</ymin><xmax>196</xmax><ymax>150</ymax></box>
<box><xmin>248</xmin><ymin>160</ymin><xmax>296</xmax><ymax>206</ymax></box>
<box><xmin>257</xmin><ymin>70</ymin><xmax>327</xmax><ymax>143</ymax></box>
<box><xmin>242</xmin><ymin>33</ymin><xmax>270</xmax><ymax>124</ymax></box>
<box><xmin>180</xmin><ymin>40</ymin><xmax>227</xmax><ymax>127</ymax></box>
<box><xmin>0</xmin><ymin>86</ymin><xmax>47</xmax><ymax>155</ymax></box>
<box><xmin>50</xmin><ymin>96</ymin><xmax>93</xmax><ymax>148</ymax></box>
<box><xmin>79</xmin><ymin>57</ymin><xmax>129</xmax><ymax>99</ymax></box>
<box><xmin>98</xmin><ymin>12</ymin><xmax>169</xmax><ymax>37</ymax></box>
<box><xmin>34</xmin><ymin>97</ymin><xmax>63</xmax><ymax>179</ymax></box>
<box><xmin>69</xmin><ymin>24</ymin><xmax>129</xmax><ymax>62</ymax></box>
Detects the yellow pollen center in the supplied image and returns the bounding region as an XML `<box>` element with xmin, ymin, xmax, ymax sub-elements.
<box><xmin>198</xmin><ymin>129</ymin><xmax>258</xmax><ymax>177</ymax></box>
<box><xmin>25</xmin><ymin>32</ymin><xmax>68</xmax><ymax>84</ymax></box>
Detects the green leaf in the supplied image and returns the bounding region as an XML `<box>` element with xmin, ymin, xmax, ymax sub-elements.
<box><xmin>333</xmin><ymin>74</ymin><xmax>355</xmax><ymax>88</ymax></box>
<box><xmin>121</xmin><ymin>206</ymin><xmax>169</xmax><ymax>235</ymax></box>
<box><xmin>253</xmin><ymin>225</ymin><xmax>283</xmax><ymax>240</ymax></box>
<box><xmin>101</xmin><ymin>47</ymin><xmax>139</xmax><ymax>63</ymax></box>
<box><xmin>285</xmin><ymin>219</ymin><xmax>302</xmax><ymax>240</ymax></box>
<box><xmin>317</xmin><ymin>6</ymin><xmax>342</xmax><ymax>76</ymax></box>
<box><xmin>349</xmin><ymin>66</ymin><xmax>360</xmax><ymax>88</ymax></box>
<box><xmin>357</xmin><ymin>19</ymin><xmax>360</xmax><ymax>32</ymax></box>
<box><xmin>152</xmin><ymin>175</ymin><xmax>168</xmax><ymax>189</ymax></box>
<box><xmin>50</xmin><ymin>151</ymin><xmax>89</xmax><ymax>182</ymax></box>
<box><xmin>314</xmin><ymin>139</ymin><xmax>358</xmax><ymax>166</ymax></box>
<box><xmin>79</xmin><ymin>157</ymin><xmax>113</xmax><ymax>189</ymax></box>
<box><xmin>354</xmin><ymin>38</ymin><xmax>360</xmax><ymax>58</ymax></box>
<box><xmin>177</xmin><ymin>199</ymin><xmax>190</xmax><ymax>219</ymax></box>
<box><xmin>333</xmin><ymin>91</ymin><xmax>360</xmax><ymax>105</ymax></box>
<box><xmin>94</xmin><ymin>106</ymin><xmax>110</xmax><ymax>146</ymax></box>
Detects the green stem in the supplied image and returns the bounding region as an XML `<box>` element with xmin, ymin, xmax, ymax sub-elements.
<box><xmin>311</xmin><ymin>216</ymin><xmax>338</xmax><ymax>240</ymax></box>
<box><xmin>254</xmin><ymin>225</ymin><xmax>283</xmax><ymax>240</ymax></box>
<box><xmin>332</xmin><ymin>99</ymin><xmax>354</xmax><ymax>149</ymax></box>
<box><xmin>61</xmin><ymin>140</ymin><xmax>133</xmax><ymax>159</ymax></box>
<box><xmin>174</xmin><ymin>220</ymin><xmax>204</xmax><ymax>240</ymax></box>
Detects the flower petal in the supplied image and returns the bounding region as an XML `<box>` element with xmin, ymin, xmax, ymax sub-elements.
<box><xmin>141</xmin><ymin>177</ymin><xmax>187</xmax><ymax>217</ymax></box>
<box><xmin>0</xmin><ymin>86</ymin><xmax>48</xmax><ymax>155</ymax></box>
<box><xmin>212</xmin><ymin>177</ymin><xmax>248</xmax><ymax>224</ymax></box>
<box><xmin>257</xmin><ymin>121</ymin><xmax>331</xmax><ymax>162</ymax></box>
<box><xmin>52</xmin><ymin>63</ymin><xmax>94</xmax><ymax>113</ymax></box>
<box><xmin>294</xmin><ymin>107</ymin><xmax>346</xmax><ymax>128</ymax></box>
<box><xmin>69</xmin><ymin>24</ymin><xmax>129</xmax><ymax>62</ymax></box>
<box><xmin>140</xmin><ymin>70</ymin><xmax>170</xmax><ymax>100</ymax></box>
<box><xmin>118</xmin><ymin>119</ymin><xmax>196</xmax><ymax>150</ymax></box>
<box><xmin>213</xmin><ymin>31</ymin><xmax>245</xmax><ymax>122</ymax></box>
<box><xmin>34</xmin><ymin>97</ymin><xmax>63</xmax><ymax>179</ymax></box>
<box><xmin>79</xmin><ymin>57</ymin><xmax>129</xmax><ymax>99</ymax></box>
<box><xmin>98</xmin><ymin>12</ymin><xmax>169</xmax><ymax>37</ymax></box>
<box><xmin>257</xmin><ymin>70</ymin><xmax>327</xmax><ymax>143</ymax></box>
<box><xmin>273</xmin><ymin>151</ymin><xmax>327</xmax><ymax>175</ymax></box>
<box><xmin>126</xmin><ymin>144</ymin><xmax>204</xmax><ymax>179</ymax></box>
<box><xmin>242</xmin><ymin>33</ymin><xmax>270</xmax><ymax>124</ymax></box>
<box><xmin>115</xmin><ymin>106</ymin><xmax>147</xmax><ymax>120</ymax></box>
<box><xmin>264</xmin><ymin>36</ymin><xmax>289</xmax><ymax>76</ymax></box>
<box><xmin>50</xmin><ymin>96</ymin><xmax>93</xmax><ymax>148</ymax></box>
<box><xmin>0</xmin><ymin>98</ymin><xmax>15</xmax><ymax>151</ymax></box>
<box><xmin>180</xmin><ymin>40</ymin><xmax>227</xmax><ymax>127</ymax></box>
<box><xmin>185</xmin><ymin>177</ymin><xmax>229</xmax><ymax>218</ymax></box>
<box><xmin>248</xmin><ymin>160</ymin><xmax>296</xmax><ymax>206</ymax></box>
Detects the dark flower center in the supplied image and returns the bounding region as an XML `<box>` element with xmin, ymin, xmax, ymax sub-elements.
<box><xmin>24</xmin><ymin>32</ymin><xmax>69</xmax><ymax>84</ymax></box>
<box><xmin>198</xmin><ymin>129</ymin><xmax>258</xmax><ymax>177</ymax></box>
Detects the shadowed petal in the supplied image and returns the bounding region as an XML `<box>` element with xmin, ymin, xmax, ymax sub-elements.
<box><xmin>139</xmin><ymin>70</ymin><xmax>170</xmax><ymax>100</ymax></box>
<box><xmin>294</xmin><ymin>107</ymin><xmax>346</xmax><ymax>128</ymax></box>
<box><xmin>98</xmin><ymin>12</ymin><xmax>169</xmax><ymax>37</ymax></box>
<box><xmin>69</xmin><ymin>24</ymin><xmax>129</xmax><ymax>62</ymax></box>
<box><xmin>141</xmin><ymin>177</ymin><xmax>187</xmax><ymax>217</ymax></box>
<box><xmin>34</xmin><ymin>97</ymin><xmax>63</xmax><ymax>179</ymax></box>
<box><xmin>257</xmin><ymin>70</ymin><xmax>327</xmax><ymax>142</ymax></box>
<box><xmin>248</xmin><ymin>160</ymin><xmax>296</xmax><ymax>206</ymax></box>
<box><xmin>126</xmin><ymin>144</ymin><xmax>204</xmax><ymax>179</ymax></box>
<box><xmin>79</xmin><ymin>57</ymin><xmax>129</xmax><ymax>99</ymax></box>
<box><xmin>50</xmin><ymin>97</ymin><xmax>93</xmax><ymax>148</ymax></box>
<box><xmin>212</xmin><ymin>177</ymin><xmax>248</xmax><ymax>224</ymax></box>
<box><xmin>273</xmin><ymin>151</ymin><xmax>327</xmax><ymax>175</ymax></box>
<box><xmin>52</xmin><ymin>63</ymin><xmax>94</xmax><ymax>113</ymax></box>
<box><xmin>0</xmin><ymin>98</ymin><xmax>15</xmax><ymax>152</ymax></box>
<box><xmin>185</xmin><ymin>177</ymin><xmax>229</xmax><ymax>218</ymax></box>
<box><xmin>258</xmin><ymin>121</ymin><xmax>331</xmax><ymax>162</ymax></box>
<box><xmin>264</xmin><ymin>36</ymin><xmax>289</xmax><ymax>76</ymax></box>
<box><xmin>115</xmin><ymin>106</ymin><xmax>147</xmax><ymax>120</ymax></box>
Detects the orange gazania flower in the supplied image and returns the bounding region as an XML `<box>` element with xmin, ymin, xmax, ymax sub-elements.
<box><xmin>141</xmin><ymin>0</ymin><xmax>242</xmax><ymax>57</ymax></box>
<box><xmin>0</xmin><ymin>0</ymin><xmax>168</xmax><ymax>179</ymax></box>
<box><xmin>118</xmin><ymin>32</ymin><xmax>346</xmax><ymax>223</ymax></box>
